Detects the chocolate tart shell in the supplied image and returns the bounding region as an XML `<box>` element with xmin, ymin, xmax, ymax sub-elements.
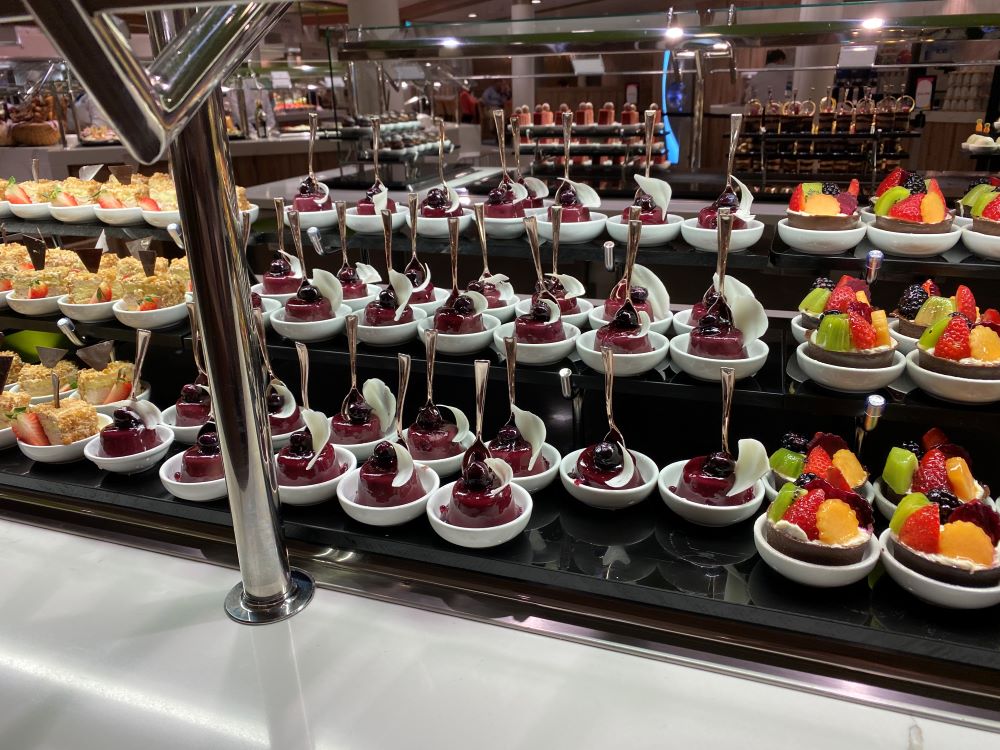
<box><xmin>765</xmin><ymin>521</ymin><xmax>868</xmax><ymax>566</ymax></box>
<box><xmin>892</xmin><ymin>315</ymin><xmax>925</xmax><ymax>339</ymax></box>
<box><xmin>917</xmin><ymin>348</ymin><xmax>1000</xmax><ymax>380</ymax></box>
<box><xmin>880</xmin><ymin>480</ymin><xmax>990</xmax><ymax>506</ymax></box>
<box><xmin>798</xmin><ymin>312</ymin><xmax>821</xmax><ymax>331</ymax></box>
<box><xmin>971</xmin><ymin>217</ymin><xmax>1000</xmax><ymax>237</ymax></box>
<box><xmin>805</xmin><ymin>339</ymin><xmax>896</xmax><ymax>369</ymax></box>
<box><xmin>888</xmin><ymin>535</ymin><xmax>1000</xmax><ymax>588</ymax></box>
<box><xmin>786</xmin><ymin>212</ymin><xmax>861</xmax><ymax>232</ymax></box>
<box><xmin>873</xmin><ymin>215</ymin><xmax>954</xmax><ymax>234</ymax></box>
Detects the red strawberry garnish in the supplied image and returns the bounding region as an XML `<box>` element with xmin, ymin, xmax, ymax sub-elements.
<box><xmin>803</xmin><ymin>446</ymin><xmax>832</xmax><ymax>476</ymax></box>
<box><xmin>933</xmin><ymin>315</ymin><xmax>971</xmax><ymax>361</ymax></box>
<box><xmin>825</xmin><ymin>466</ymin><xmax>852</xmax><ymax>491</ymax></box>
<box><xmin>921</xmin><ymin>278</ymin><xmax>940</xmax><ymax>297</ymax></box>
<box><xmin>912</xmin><ymin>449</ymin><xmax>949</xmax><ymax>493</ymax></box>
<box><xmin>783</xmin><ymin>489</ymin><xmax>826</xmax><ymax>540</ymax></box>
<box><xmin>28</xmin><ymin>280</ymin><xmax>49</xmax><ymax>299</ymax></box>
<box><xmin>97</xmin><ymin>195</ymin><xmax>125</xmax><ymax>209</ymax></box>
<box><xmin>982</xmin><ymin>308</ymin><xmax>1000</xmax><ymax>325</ymax></box>
<box><xmin>991</xmin><ymin>176</ymin><xmax>1000</xmax><ymax>187</ymax></box>
<box><xmin>847</xmin><ymin>178</ymin><xmax>860</xmax><ymax>197</ymax></box>
<box><xmin>848</xmin><ymin>307</ymin><xmax>877</xmax><ymax>349</ymax></box>
<box><xmin>921</xmin><ymin>427</ymin><xmax>949</xmax><ymax>452</ymax></box>
<box><xmin>138</xmin><ymin>197</ymin><xmax>160</xmax><ymax>211</ymax></box>
<box><xmin>948</xmin><ymin>502</ymin><xmax>1000</xmax><ymax>546</ymax></box>
<box><xmin>5</xmin><ymin>185</ymin><xmax>31</xmax><ymax>204</ymax></box>
<box><xmin>898</xmin><ymin>504</ymin><xmax>941</xmax><ymax>553</ymax></box>
<box><xmin>954</xmin><ymin>285</ymin><xmax>977</xmax><ymax>322</ymax></box>
<box><xmin>875</xmin><ymin>167</ymin><xmax>906</xmax><ymax>197</ymax></box>
<box><xmin>824</xmin><ymin>285</ymin><xmax>856</xmax><ymax>313</ymax></box>
<box><xmin>847</xmin><ymin>299</ymin><xmax>872</xmax><ymax>322</ymax></box>
<box><xmin>888</xmin><ymin>193</ymin><xmax>924</xmax><ymax>222</ymax></box>
<box><xmin>11</xmin><ymin>411</ymin><xmax>47</xmax><ymax>446</ymax></box>
<box><xmin>788</xmin><ymin>184</ymin><xmax>805</xmax><ymax>212</ymax></box>
<box><xmin>51</xmin><ymin>191</ymin><xmax>78</xmax><ymax>207</ymax></box>
<box><xmin>835</xmin><ymin>275</ymin><xmax>869</xmax><ymax>296</ymax></box>
<box><xmin>982</xmin><ymin>195</ymin><xmax>1000</xmax><ymax>222</ymax></box>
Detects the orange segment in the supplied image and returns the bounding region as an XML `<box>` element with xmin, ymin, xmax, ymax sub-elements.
<box><xmin>945</xmin><ymin>456</ymin><xmax>978</xmax><ymax>501</ymax></box>
<box><xmin>870</xmin><ymin>309</ymin><xmax>891</xmax><ymax>347</ymax></box>
<box><xmin>855</xmin><ymin>290</ymin><xmax>870</xmax><ymax>305</ymax></box>
<box><xmin>969</xmin><ymin>326</ymin><xmax>1000</xmax><ymax>363</ymax></box>
<box><xmin>920</xmin><ymin>191</ymin><xmax>947</xmax><ymax>223</ymax></box>
<box><xmin>831</xmin><ymin>449</ymin><xmax>867</xmax><ymax>488</ymax></box>
<box><xmin>815</xmin><ymin>499</ymin><xmax>860</xmax><ymax>545</ymax></box>
<box><xmin>802</xmin><ymin>193</ymin><xmax>841</xmax><ymax>216</ymax></box>
<box><xmin>939</xmin><ymin>521</ymin><xmax>995</xmax><ymax>566</ymax></box>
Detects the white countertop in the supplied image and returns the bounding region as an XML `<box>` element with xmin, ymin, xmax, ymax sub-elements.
<box><xmin>0</xmin><ymin>518</ymin><xmax>994</xmax><ymax>749</ymax></box>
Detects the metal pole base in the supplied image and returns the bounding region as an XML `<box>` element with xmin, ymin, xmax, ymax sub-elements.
<box><xmin>225</xmin><ymin>568</ymin><xmax>315</xmax><ymax>625</ymax></box>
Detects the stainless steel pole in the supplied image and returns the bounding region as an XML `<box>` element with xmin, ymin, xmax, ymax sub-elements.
<box><xmin>150</xmin><ymin>10</ymin><xmax>313</xmax><ymax>624</ymax></box>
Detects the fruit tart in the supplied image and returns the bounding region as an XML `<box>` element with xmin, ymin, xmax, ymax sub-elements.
<box><xmin>891</xmin><ymin>279</ymin><xmax>978</xmax><ymax>338</ymax></box>
<box><xmin>806</xmin><ymin>296</ymin><xmax>896</xmax><ymax>368</ymax></box>
<box><xmin>276</xmin><ymin>410</ymin><xmax>347</xmax><ymax>486</ymax></box>
<box><xmin>916</xmin><ymin>311</ymin><xmax>1000</xmax><ymax>379</ymax></box>
<box><xmin>960</xmin><ymin>179</ymin><xmax>1000</xmax><ymax>236</ymax></box>
<box><xmin>765</xmin><ymin>477</ymin><xmax>875</xmax><ymax>565</ymax></box>
<box><xmin>797</xmin><ymin>274</ymin><xmax>871</xmax><ymax>331</ymax></box>
<box><xmin>786</xmin><ymin>180</ymin><xmax>861</xmax><ymax>231</ymax></box>
<box><xmin>888</xmin><ymin>494</ymin><xmax>1000</xmax><ymax>587</ymax></box>
<box><xmin>769</xmin><ymin>432</ymin><xmax>868</xmax><ymax>495</ymax></box>
<box><xmin>880</xmin><ymin>428</ymin><xmax>990</xmax><ymax>507</ymax></box>
<box><xmin>871</xmin><ymin>172</ymin><xmax>952</xmax><ymax>233</ymax></box>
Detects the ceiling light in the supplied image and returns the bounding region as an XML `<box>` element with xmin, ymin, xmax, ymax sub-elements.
<box><xmin>713</xmin><ymin>41</ymin><xmax>728</xmax><ymax>50</ymax></box>
<box><xmin>665</xmin><ymin>27</ymin><xmax>684</xmax><ymax>40</ymax></box>
<box><xmin>442</xmin><ymin>37</ymin><xmax>461</xmax><ymax>48</ymax></box>
<box><xmin>468</xmin><ymin>12</ymin><xmax>477</xmax><ymax>18</ymax></box>
<box><xmin>531</xmin><ymin>0</ymin><xmax>541</xmax><ymax>4</ymax></box>
<box><xmin>298</xmin><ymin>64</ymin><xmax>314</xmax><ymax>71</ymax></box>
<box><xmin>861</xmin><ymin>17</ymin><xmax>884</xmax><ymax>30</ymax></box>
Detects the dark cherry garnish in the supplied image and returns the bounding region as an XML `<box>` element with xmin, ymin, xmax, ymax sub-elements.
<box><xmin>284</xmin><ymin>279</ymin><xmax>333</xmax><ymax>322</ymax></box>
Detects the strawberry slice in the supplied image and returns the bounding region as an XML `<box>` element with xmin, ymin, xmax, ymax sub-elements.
<box><xmin>11</xmin><ymin>410</ymin><xmax>48</xmax><ymax>446</ymax></box>
<box><xmin>847</xmin><ymin>178</ymin><xmax>860</xmax><ymax>197</ymax></box>
<box><xmin>803</xmin><ymin>445</ymin><xmax>832</xmax><ymax>476</ymax></box>
<box><xmin>899</xmin><ymin>504</ymin><xmax>941</xmax><ymax>553</ymax></box>
<box><xmin>954</xmin><ymin>285</ymin><xmax>977</xmax><ymax>322</ymax></box>
<box><xmin>51</xmin><ymin>191</ymin><xmax>79</xmax><ymax>207</ymax></box>
<box><xmin>875</xmin><ymin>167</ymin><xmax>906</xmax><ymax>197</ymax></box>
<box><xmin>788</xmin><ymin>185</ymin><xmax>805</xmax><ymax>212</ymax></box>
<box><xmin>137</xmin><ymin>295</ymin><xmax>161</xmax><ymax>311</ymax></box>
<box><xmin>28</xmin><ymin>280</ymin><xmax>49</xmax><ymax>299</ymax></box>
<box><xmin>5</xmin><ymin>184</ymin><xmax>31</xmax><ymax>204</ymax></box>
<box><xmin>138</xmin><ymin>197</ymin><xmax>160</xmax><ymax>211</ymax></box>
<box><xmin>98</xmin><ymin>194</ymin><xmax>125</xmax><ymax>209</ymax></box>
<box><xmin>783</xmin><ymin>489</ymin><xmax>826</xmax><ymax>540</ymax></box>
<box><xmin>912</xmin><ymin>449</ymin><xmax>949</xmax><ymax>493</ymax></box>
<box><xmin>103</xmin><ymin>380</ymin><xmax>132</xmax><ymax>404</ymax></box>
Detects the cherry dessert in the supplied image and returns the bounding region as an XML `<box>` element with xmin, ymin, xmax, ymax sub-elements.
<box><xmin>262</xmin><ymin>255</ymin><xmax>300</xmax><ymax>295</ymax></box>
<box><xmin>531</xmin><ymin>276</ymin><xmax>580</xmax><ymax>315</ymax></box>
<box><xmin>573</xmin><ymin>440</ymin><xmax>642</xmax><ymax>490</ymax></box>
<box><xmin>621</xmin><ymin>192</ymin><xmax>665</xmax><ymax>224</ymax></box>
<box><xmin>440</xmin><ymin>449</ymin><xmax>521</xmax><ymax>528</ymax></box>
<box><xmin>292</xmin><ymin>175</ymin><xmax>332</xmax><ymax>212</ymax></box>
<box><xmin>356</xmin><ymin>180</ymin><xmax>396</xmax><ymax>215</ymax></box>
<box><xmin>174</xmin><ymin>384</ymin><xmax>211</xmax><ymax>427</ymax></box>
<box><xmin>284</xmin><ymin>279</ymin><xmax>333</xmax><ymax>322</ymax></box>
<box><xmin>491</xmin><ymin>422</ymin><xmax>549</xmax><ymax>477</ymax></box>
<box><xmin>548</xmin><ymin>185</ymin><xmax>590</xmax><ymax>223</ymax></box>
<box><xmin>268</xmin><ymin>388</ymin><xmax>303</xmax><ymax>435</ymax></box>
<box><xmin>100</xmin><ymin>406</ymin><xmax>160</xmax><ymax>457</ymax></box>
<box><xmin>515</xmin><ymin>298</ymin><xmax>565</xmax><ymax>344</ymax></box>
<box><xmin>604</xmin><ymin>284</ymin><xmax>652</xmax><ymax>319</ymax></box>
<box><xmin>697</xmin><ymin>185</ymin><xmax>747</xmax><ymax>230</ymax></box>
<box><xmin>671</xmin><ymin>452</ymin><xmax>754</xmax><ymax>506</ymax></box>
<box><xmin>688</xmin><ymin>294</ymin><xmax>746</xmax><ymax>359</ymax></box>
<box><xmin>466</xmin><ymin>275</ymin><xmax>506</xmax><ymax>308</ymax></box>
<box><xmin>330</xmin><ymin>391</ymin><xmax>383</xmax><ymax>444</ymax></box>
<box><xmin>483</xmin><ymin>179</ymin><xmax>525</xmax><ymax>219</ymax></box>
<box><xmin>595</xmin><ymin>303</ymin><xmax>652</xmax><ymax>354</ymax></box>
<box><xmin>433</xmin><ymin>291</ymin><xmax>484</xmax><ymax>334</ymax></box>
<box><xmin>276</xmin><ymin>428</ymin><xmax>344</xmax><ymax>486</ymax></box>
<box><xmin>404</xmin><ymin>257</ymin><xmax>435</xmax><ymax>304</ymax></box>
<box><xmin>420</xmin><ymin>187</ymin><xmax>463</xmax><ymax>218</ymax></box>
<box><xmin>408</xmin><ymin>403</ymin><xmax>462</xmax><ymax>461</ymax></box>
<box><xmin>175</xmin><ymin>430</ymin><xmax>225</xmax><ymax>483</ymax></box>
<box><xmin>337</xmin><ymin>264</ymin><xmax>368</xmax><ymax>300</ymax></box>
<box><xmin>356</xmin><ymin>441</ymin><xmax>425</xmax><ymax>506</ymax></box>
<box><xmin>364</xmin><ymin>286</ymin><xmax>414</xmax><ymax>326</ymax></box>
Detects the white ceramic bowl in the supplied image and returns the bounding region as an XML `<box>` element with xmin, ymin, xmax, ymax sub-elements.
<box><xmin>796</xmin><ymin>343</ymin><xmax>905</xmax><ymax>392</ymax></box>
<box><xmin>159</xmin><ymin>452</ymin><xmax>228</xmax><ymax>502</ymax></box>
<box><xmin>860</xmin><ymin>208</ymin><xmax>875</xmax><ymax>223</ymax></box>
<box><xmin>257</xmin><ymin>297</ymin><xmax>282</xmax><ymax>329</ymax></box>
<box><xmin>559</xmin><ymin>448</ymin><xmax>658</xmax><ymax>510</ymax></box>
<box><xmin>8</xmin><ymin>384</ymin><xmax>77</xmax><ymax>405</ymax></box>
<box><xmin>161</xmin><ymin>404</ymin><xmax>206</xmax><ymax>444</ymax></box>
<box><xmin>250</xmin><ymin>283</ymin><xmax>298</xmax><ymax>306</ymax></box>
<box><xmin>671</xmin><ymin>334</ymin><xmax>769</xmax><ymax>381</ymax></box>
<box><xmin>84</xmin><ymin>425</ymin><xmax>174</xmax><ymax>474</ymax></box>
<box><xmin>680</xmin><ymin>218</ymin><xmax>765</xmax><ymax>252</ymax></box>
<box><xmin>513</xmin><ymin>298</ymin><xmax>593</xmax><ymax>331</ymax></box>
<box><xmin>575</xmin><ymin>330</ymin><xmax>669</xmax><ymax>376</ymax></box>
<box><xmin>332</xmin><ymin>430</ymin><xmax>397</xmax><ymax>462</ymax></box>
<box><xmin>588</xmin><ymin>306</ymin><xmax>674</xmax><ymax>337</ymax></box>
<box><xmin>10</xmin><ymin>202</ymin><xmax>51</xmax><ymax>221</ymax></box>
<box><xmin>357</xmin><ymin>307</ymin><xmax>426</xmax><ymax>347</ymax></box>
<box><xmin>345</xmin><ymin>205</ymin><xmax>406</xmax><ymax>235</ymax></box>
<box><xmin>953</xmin><ymin>215</ymin><xmax>973</xmax><ymax>229</ymax></box>
<box><xmin>271</xmin><ymin>427</ymin><xmax>297</xmax><ymax>450</ymax></box>
<box><xmin>417</xmin><ymin>314</ymin><xmax>500</xmax><ymax>355</ymax></box>
<box><xmin>94</xmin><ymin>206</ymin><xmax>144</xmax><ymax>226</ymax></box>
<box><xmin>789</xmin><ymin>314</ymin><xmax>810</xmax><ymax>345</ymax></box>
<box><xmin>480</xmin><ymin>216</ymin><xmax>527</xmax><ymax>239</ymax></box>
<box><xmin>753</xmin><ymin>515</ymin><xmax>880</xmax><ymax>587</ymax></box>
<box><xmin>905</xmin><ymin>349</ymin><xmax>1000</xmax><ymax>403</ymax></box>
<box><xmin>400</xmin><ymin>429</ymin><xmax>472</xmax><ymax>477</ymax></box>
<box><xmin>410</xmin><ymin>287</ymin><xmax>450</xmax><ymax>317</ymax></box>
<box><xmin>7</xmin><ymin>294</ymin><xmax>62</xmax><ymax>316</ymax></box>
<box><xmin>342</xmin><ymin>285</ymin><xmax>381</xmax><ymax>312</ymax></box>
<box><xmin>961</xmin><ymin>226</ymin><xmax>1000</xmax><ymax>260</ymax></box>
<box><xmin>284</xmin><ymin>206</ymin><xmax>339</xmax><ymax>230</ymax></box>
<box><xmin>604</xmin><ymin>214</ymin><xmax>683</xmax><ymax>246</ymax></box>
<box><xmin>484</xmin><ymin>297</ymin><xmax>519</xmax><ymax>323</ymax></box>
<box><xmin>493</xmin><ymin>322</ymin><xmax>580</xmax><ymax>366</ymax></box>
<box><xmin>672</xmin><ymin>308</ymin><xmax>694</xmax><ymax>335</ymax></box>
<box><xmin>658</xmin><ymin>460</ymin><xmax>765</xmax><ymax>526</ymax></box>
<box><xmin>485</xmin><ymin>441</ymin><xmax>561</xmax><ymax>493</ymax></box>
<box><xmin>0</xmin><ymin>425</ymin><xmax>14</xmax><ymax>449</ymax></box>
<box><xmin>92</xmin><ymin>382</ymin><xmax>151</xmax><ymax>417</ymax></box>
<box><xmin>426</xmin><ymin>481</ymin><xmax>533</xmax><ymax>548</ymax></box>
<box><xmin>0</xmin><ymin>289</ymin><xmax>10</xmax><ymax>309</ymax></box>
<box><xmin>17</xmin><ymin>413</ymin><xmax>111</xmax><ymax>464</ymax></box>
<box><xmin>406</xmin><ymin>209</ymin><xmax>474</xmax><ymax>238</ymax></box>
<box><xmin>142</xmin><ymin>208</ymin><xmax>181</xmax><ymax>228</ymax></box>
<box><xmin>0</xmin><ymin>200</ymin><xmax>11</xmax><ymax>218</ymax></box>
<box><xmin>112</xmin><ymin>299</ymin><xmax>188</xmax><ymax>329</ymax></box>
<box><xmin>776</xmin><ymin>218</ymin><xmax>866</xmax><ymax>255</ymax></box>
<box><xmin>535</xmin><ymin>212</ymin><xmax>608</xmax><ymax>244</ymax></box>
<box><xmin>887</xmin><ymin>319</ymin><xmax>919</xmax><ymax>355</ymax></box>
<box><xmin>276</xmin><ymin>446</ymin><xmax>357</xmax><ymax>506</ymax></box>
<box><xmin>879</xmin><ymin>529</ymin><xmax>1000</xmax><ymax>609</ymax></box>
<box><xmin>865</xmin><ymin>224</ymin><xmax>963</xmax><ymax>257</ymax></box>
<box><xmin>57</xmin><ymin>295</ymin><xmax>117</xmax><ymax>323</ymax></box>
<box><xmin>270</xmin><ymin>304</ymin><xmax>353</xmax><ymax>343</ymax></box>
<box><xmin>50</xmin><ymin>204</ymin><xmax>98</xmax><ymax>224</ymax></box>
<box><xmin>336</xmin><ymin>464</ymin><xmax>439</xmax><ymax>526</ymax></box>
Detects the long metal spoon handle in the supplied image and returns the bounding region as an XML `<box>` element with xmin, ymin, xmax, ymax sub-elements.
<box><xmin>561</xmin><ymin>110</ymin><xmax>572</xmax><ymax>180</ymax></box>
<box><xmin>295</xmin><ymin>342</ymin><xmax>311</xmax><ymax>411</ymax></box>
<box><xmin>493</xmin><ymin>108</ymin><xmax>508</xmax><ymax>176</ymax></box>
<box><xmin>436</xmin><ymin>117</ymin><xmax>446</xmax><ymax>187</ymax></box>
<box><xmin>601</xmin><ymin>345</ymin><xmax>616</xmax><ymax>432</ymax></box>
<box><xmin>51</xmin><ymin>373</ymin><xmax>60</xmax><ymax>409</ymax></box>
<box><xmin>346</xmin><ymin>314</ymin><xmax>358</xmax><ymax>389</ymax></box>
<box><xmin>307</xmin><ymin>226</ymin><xmax>326</xmax><ymax>258</ymax></box>
<box><xmin>523</xmin><ymin>215</ymin><xmax>544</xmax><ymax>284</ymax></box>
<box><xmin>473</xmin><ymin>202</ymin><xmax>489</xmax><ymax>275</ymax></box>
<box><xmin>720</xmin><ymin>366</ymin><xmax>735</xmax><ymax>455</ymax></box>
<box><xmin>308</xmin><ymin>113</ymin><xmax>318</xmax><ymax>181</ymax></box>
<box><xmin>252</xmin><ymin>308</ymin><xmax>276</xmax><ymax>379</ymax></box>
<box><xmin>408</xmin><ymin>192</ymin><xmax>419</xmax><ymax>257</ymax></box>
<box><xmin>186</xmin><ymin>301</ymin><xmax>206</xmax><ymax>378</ymax></box>
<box><xmin>273</xmin><ymin>197</ymin><xmax>286</xmax><ymax>255</ymax></box>
<box><xmin>425</xmin><ymin>329</ymin><xmax>437</xmax><ymax>402</ymax></box>
<box><xmin>727</xmin><ymin>112</ymin><xmax>743</xmax><ymax>186</ymax></box>
<box><xmin>336</xmin><ymin>201</ymin><xmax>349</xmax><ymax>265</ymax></box>
<box><xmin>473</xmin><ymin>359</ymin><xmax>489</xmax><ymax>439</ymax></box>
<box><xmin>395</xmin><ymin>353</ymin><xmax>411</xmax><ymax>440</ymax></box>
<box><xmin>131</xmin><ymin>328</ymin><xmax>151</xmax><ymax>399</ymax></box>
<box><xmin>287</xmin><ymin>210</ymin><xmax>307</xmax><ymax>278</ymax></box>
<box><xmin>625</xmin><ymin>218</ymin><xmax>641</xmax><ymax>292</ymax></box>
<box><xmin>510</xmin><ymin>116</ymin><xmax>522</xmax><ymax>174</ymax></box>
<box><xmin>549</xmin><ymin>205</ymin><xmax>562</xmax><ymax>275</ymax></box>
<box><xmin>717</xmin><ymin>206</ymin><xmax>733</xmax><ymax>301</ymax></box>
<box><xmin>643</xmin><ymin>109</ymin><xmax>655</xmax><ymax>178</ymax></box>
<box><xmin>448</xmin><ymin>215</ymin><xmax>460</xmax><ymax>293</ymax></box>
<box><xmin>371</xmin><ymin>116</ymin><xmax>381</xmax><ymax>183</ymax></box>
<box><xmin>381</xmin><ymin>208</ymin><xmax>394</xmax><ymax>272</ymax></box>
<box><xmin>240</xmin><ymin>210</ymin><xmax>253</xmax><ymax>256</ymax></box>
<box><xmin>504</xmin><ymin>336</ymin><xmax>517</xmax><ymax>407</ymax></box>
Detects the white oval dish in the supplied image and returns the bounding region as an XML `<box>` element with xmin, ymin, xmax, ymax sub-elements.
<box><xmin>480</xmin><ymin>215</ymin><xmax>527</xmax><ymax>240</ymax></box>
<box><xmin>535</xmin><ymin>212</ymin><xmax>608</xmax><ymax>244</ymax></box>
<box><xmin>357</xmin><ymin>307</ymin><xmax>427</xmax><ymax>347</ymax></box>
<box><xmin>879</xmin><ymin>529</ymin><xmax>1000</xmax><ymax>609</ymax></box>
<box><xmin>859</xmin><ymin>208</ymin><xmax>875</xmax><ymax>223</ymax></box>
<box><xmin>658</xmin><ymin>460</ymin><xmax>765</xmax><ymax>526</ymax></box>
<box><xmin>345</xmin><ymin>205</ymin><xmax>406</xmax><ymax>235</ymax></box>
<box><xmin>776</xmin><ymin>218</ymin><xmax>866</xmax><ymax>255</ymax></box>
<box><xmin>409</xmin><ymin>287</ymin><xmax>451</xmax><ymax>317</ymax></box>
<box><xmin>270</xmin><ymin>304</ymin><xmax>353</xmax><ymax>343</ymax></box>
<box><xmin>789</xmin><ymin>314</ymin><xmax>810</xmax><ymax>345</ymax></box>
<box><xmin>672</xmin><ymin>308</ymin><xmax>694</xmax><ymax>335</ymax></box>
<box><xmin>513</xmin><ymin>297</ymin><xmax>593</xmax><ymax>331</ymax></box>
<box><xmin>493</xmin><ymin>322</ymin><xmax>580</xmax><ymax>366</ymax></box>
<box><xmin>671</xmin><ymin>334</ymin><xmax>769</xmax><ymax>381</ymax></box>
<box><xmin>680</xmin><ymin>218</ymin><xmax>765</xmax><ymax>252</ymax></box>
<box><xmin>904</xmin><ymin>349</ymin><xmax>1000</xmax><ymax>403</ymax></box>
<box><xmin>865</xmin><ymin>223</ymin><xmax>963</xmax><ymax>258</ymax></box>
<box><xmin>284</xmin><ymin>206</ymin><xmax>339</xmax><ymax>230</ymax></box>
<box><xmin>342</xmin><ymin>285</ymin><xmax>381</xmax><ymax>312</ymax></box>
<box><xmin>575</xmin><ymin>330</ymin><xmax>670</xmax><ymax>376</ymax></box>
<box><xmin>753</xmin><ymin>515</ymin><xmax>880</xmax><ymax>587</ymax></box>
<box><xmin>161</xmin><ymin>404</ymin><xmax>206</xmax><ymax>444</ymax></box>
<box><xmin>7</xmin><ymin>294</ymin><xmax>62</xmax><ymax>316</ymax></box>
<box><xmin>604</xmin><ymin>214</ymin><xmax>683</xmax><ymax>246</ymax></box>
<box><xmin>276</xmin><ymin>446</ymin><xmax>357</xmax><ymax>506</ymax></box>
<box><xmin>17</xmin><ymin>413</ymin><xmax>111</xmax><ymax>464</ymax></box>
<box><xmin>159</xmin><ymin>452</ymin><xmax>228</xmax><ymax>502</ymax></box>
<box><xmin>50</xmin><ymin>204</ymin><xmax>98</xmax><ymax>224</ymax></box>
<box><xmin>400</xmin><ymin>429</ymin><xmax>472</xmax><ymax>477</ymax></box>
<box><xmin>0</xmin><ymin>289</ymin><xmax>10</xmax><ymax>309</ymax></box>
<box><xmin>8</xmin><ymin>384</ymin><xmax>77</xmax><ymax>405</ymax></box>
<box><xmin>588</xmin><ymin>306</ymin><xmax>673</xmax><ymax>337</ymax></box>
<box><xmin>795</xmin><ymin>343</ymin><xmax>905</xmax><ymax>392</ymax></box>
<box><xmin>57</xmin><ymin>295</ymin><xmax>118</xmax><ymax>323</ymax></box>
<box><xmin>10</xmin><ymin>202</ymin><xmax>52</xmax><ymax>221</ymax></box>
<box><xmin>257</xmin><ymin>297</ymin><xmax>282</xmax><ymax>329</ymax></box>
<box><xmin>483</xmin><ymin>297</ymin><xmax>519</xmax><ymax>323</ymax></box>
<box><xmin>94</xmin><ymin>206</ymin><xmax>144</xmax><ymax>226</ymax></box>
<box><xmin>559</xmin><ymin>448</ymin><xmax>658</xmax><ymax>510</ymax></box>
<box><xmin>142</xmin><ymin>208</ymin><xmax>181</xmax><ymax>228</ymax></box>
<box><xmin>961</xmin><ymin>226</ymin><xmax>1000</xmax><ymax>260</ymax></box>
<box><xmin>0</xmin><ymin>201</ymin><xmax>11</xmax><ymax>218</ymax></box>
<box><xmin>887</xmin><ymin>319</ymin><xmax>919</xmax><ymax>355</ymax></box>
<box><xmin>0</xmin><ymin>425</ymin><xmax>14</xmax><ymax>449</ymax></box>
<box><xmin>426</xmin><ymin>481</ymin><xmax>533</xmax><ymax>548</ymax></box>
<box><xmin>84</xmin><ymin>425</ymin><xmax>174</xmax><ymax>474</ymax></box>
<box><xmin>486</xmin><ymin>440</ymin><xmax>561</xmax><ymax>493</ymax></box>
<box><xmin>112</xmin><ymin>299</ymin><xmax>188</xmax><ymax>329</ymax></box>
<box><xmin>406</xmin><ymin>209</ymin><xmax>474</xmax><ymax>238</ymax></box>
<box><xmin>331</xmin><ymin>429</ymin><xmax>398</xmax><ymax>462</ymax></box>
<box><xmin>416</xmin><ymin>314</ymin><xmax>501</xmax><ymax>355</ymax></box>
<box><xmin>337</xmin><ymin>463</ymin><xmax>439</xmax><ymax>526</ymax></box>
<box><xmin>953</xmin><ymin>215</ymin><xmax>972</xmax><ymax>229</ymax></box>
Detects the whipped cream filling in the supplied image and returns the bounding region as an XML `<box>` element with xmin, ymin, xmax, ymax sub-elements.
<box><xmin>787</xmin><ymin>208</ymin><xmax>859</xmax><ymax>220</ymax></box>
<box><xmin>896</xmin><ymin>533</ymin><xmax>1000</xmax><ymax>571</ymax></box>
<box><xmin>774</xmin><ymin>519</ymin><xmax>871</xmax><ymax>548</ymax></box>
<box><xmin>927</xmin><ymin>347</ymin><xmax>999</xmax><ymax>367</ymax></box>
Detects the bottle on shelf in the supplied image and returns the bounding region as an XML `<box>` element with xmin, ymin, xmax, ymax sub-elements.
<box><xmin>763</xmin><ymin>88</ymin><xmax>782</xmax><ymax>134</ymax></box>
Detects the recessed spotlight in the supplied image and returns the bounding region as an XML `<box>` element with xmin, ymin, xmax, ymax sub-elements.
<box><xmin>665</xmin><ymin>27</ymin><xmax>684</xmax><ymax>40</ymax></box>
<box><xmin>468</xmin><ymin>12</ymin><xmax>477</xmax><ymax>18</ymax></box>
<box><xmin>442</xmin><ymin>37</ymin><xmax>461</xmax><ymax>48</ymax></box>
<box><xmin>861</xmin><ymin>17</ymin><xmax>884</xmax><ymax>30</ymax></box>
<box><xmin>531</xmin><ymin>0</ymin><xmax>541</xmax><ymax>4</ymax></box>
<box><xmin>713</xmin><ymin>41</ymin><xmax>728</xmax><ymax>50</ymax></box>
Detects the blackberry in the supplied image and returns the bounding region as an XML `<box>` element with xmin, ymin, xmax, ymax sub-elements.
<box><xmin>902</xmin><ymin>173</ymin><xmax>926</xmax><ymax>193</ymax></box>
<box><xmin>821</xmin><ymin>182</ymin><xmax>840</xmax><ymax>195</ymax></box>
<box><xmin>795</xmin><ymin>472</ymin><xmax>818</xmax><ymax>487</ymax></box>
<box><xmin>896</xmin><ymin>284</ymin><xmax>928</xmax><ymax>319</ymax></box>
<box><xmin>967</xmin><ymin>177</ymin><xmax>990</xmax><ymax>190</ymax></box>
<box><xmin>926</xmin><ymin>489</ymin><xmax>962</xmax><ymax>520</ymax></box>
<box><xmin>781</xmin><ymin>432</ymin><xmax>810</xmax><ymax>453</ymax></box>
<box><xmin>900</xmin><ymin>439</ymin><xmax>923</xmax><ymax>458</ymax></box>
<box><xmin>811</xmin><ymin>277</ymin><xmax>836</xmax><ymax>291</ymax></box>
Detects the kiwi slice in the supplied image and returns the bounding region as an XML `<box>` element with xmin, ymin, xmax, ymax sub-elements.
<box><xmin>874</xmin><ymin>186</ymin><xmax>911</xmax><ymax>216</ymax></box>
<box><xmin>913</xmin><ymin>296</ymin><xmax>954</xmax><ymax>327</ymax></box>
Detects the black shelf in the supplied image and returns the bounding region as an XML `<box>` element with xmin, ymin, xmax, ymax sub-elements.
<box><xmin>515</xmin><ymin>123</ymin><xmax>667</xmax><ymax>139</ymax></box>
<box><xmin>0</xmin><ymin>310</ymin><xmax>190</xmax><ymax>349</ymax></box>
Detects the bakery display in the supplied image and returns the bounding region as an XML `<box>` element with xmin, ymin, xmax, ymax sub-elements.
<box><xmin>915</xmin><ymin>309</ymin><xmax>1000</xmax><ymax>379</ymax></box>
